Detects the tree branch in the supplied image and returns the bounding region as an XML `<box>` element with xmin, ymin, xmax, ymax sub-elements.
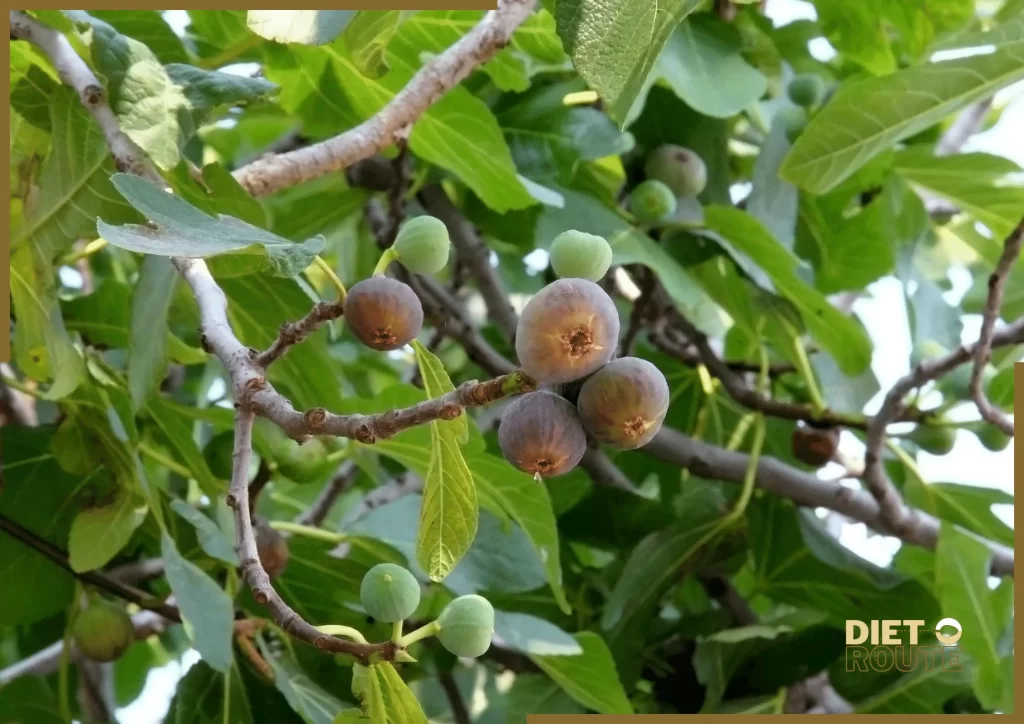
<box><xmin>644</xmin><ymin>427</ymin><xmax>1014</xmax><ymax>576</ymax></box>
<box><xmin>936</xmin><ymin>98</ymin><xmax>994</xmax><ymax>156</ymax></box>
<box><xmin>970</xmin><ymin>217</ymin><xmax>1023</xmax><ymax>437</ymax></box>
<box><xmin>255</xmin><ymin>301</ymin><xmax>345</xmax><ymax>368</ymax></box>
<box><xmin>296</xmin><ymin>460</ymin><xmax>360</xmax><ymax>527</ymax></box>
<box><xmin>230</xmin><ymin>0</ymin><xmax>538</xmax><ymax>197</ymax></box>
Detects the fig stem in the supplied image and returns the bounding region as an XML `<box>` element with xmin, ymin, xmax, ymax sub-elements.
<box><xmin>728</xmin><ymin>414</ymin><xmax>765</xmax><ymax>522</ymax></box>
<box><xmin>397</xmin><ymin>620</ymin><xmax>440</xmax><ymax>647</ymax></box>
<box><xmin>316</xmin><ymin>625</ymin><xmax>368</xmax><ymax>644</ymax></box>
<box><xmin>788</xmin><ymin>331</ymin><xmax>826</xmax><ymax>416</ymax></box>
<box><xmin>312</xmin><ymin>255</ymin><xmax>347</xmax><ymax>301</ymax></box>
<box><xmin>391</xmin><ymin>620</ymin><xmax>404</xmax><ymax>644</ymax></box>
<box><xmin>372</xmin><ymin>247</ymin><xmax>399</xmax><ymax>277</ymax></box>
<box><xmin>269</xmin><ymin>521</ymin><xmax>345</xmax><ymax>544</ymax></box>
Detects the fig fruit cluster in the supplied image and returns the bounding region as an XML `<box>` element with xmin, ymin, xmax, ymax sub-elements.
<box><xmin>72</xmin><ymin>599</ymin><xmax>135</xmax><ymax>662</ymax></box>
<box><xmin>500</xmin><ymin>240</ymin><xmax>670</xmax><ymax>478</ymax></box>
<box><xmin>344</xmin><ymin>215</ymin><xmax>452</xmax><ymax>352</ymax></box>
<box><xmin>358</xmin><ymin>563</ymin><xmax>495</xmax><ymax>658</ymax></box>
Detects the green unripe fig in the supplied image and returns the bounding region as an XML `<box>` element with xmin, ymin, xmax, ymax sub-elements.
<box><xmin>202</xmin><ymin>431</ymin><xmax>236</xmax><ymax>480</ymax></box>
<box><xmin>940</xmin><ymin>363</ymin><xmax>996</xmax><ymax>400</ymax></box>
<box><xmin>360</xmin><ymin>563</ymin><xmax>421</xmax><ymax>622</ymax></box>
<box><xmin>394</xmin><ymin>215</ymin><xmax>451</xmax><ymax>275</ymax></box>
<box><xmin>787</xmin><ymin>74</ymin><xmax>826</xmax><ymax>108</ymax></box>
<box><xmin>629</xmin><ymin>180</ymin><xmax>678</xmax><ymax>224</ymax></box>
<box><xmin>909</xmin><ymin>423</ymin><xmax>957</xmax><ymax>456</ymax></box>
<box><xmin>975</xmin><ymin>423</ymin><xmax>1011</xmax><ymax>452</ymax></box>
<box><xmin>644</xmin><ymin>144</ymin><xmax>707</xmax><ymax>198</ymax></box>
<box><xmin>73</xmin><ymin>600</ymin><xmax>134</xmax><ymax>662</ymax></box>
<box><xmin>776</xmin><ymin>106</ymin><xmax>808</xmax><ymax>142</ymax></box>
<box><xmin>272</xmin><ymin>436</ymin><xmax>334</xmax><ymax>484</ymax></box>
<box><xmin>436</xmin><ymin>594</ymin><xmax>494</xmax><ymax>658</ymax></box>
<box><xmin>549</xmin><ymin>230</ymin><xmax>613</xmax><ymax>282</ymax></box>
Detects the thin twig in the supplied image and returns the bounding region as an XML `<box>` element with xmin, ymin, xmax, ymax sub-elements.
<box><xmin>438</xmin><ymin>670</ymin><xmax>472</xmax><ymax>724</ymax></box>
<box><xmin>248</xmin><ymin>459</ymin><xmax>273</xmax><ymax>517</ymax></box>
<box><xmin>296</xmin><ymin>460</ymin><xmax>360</xmax><ymax>527</ymax></box>
<box><xmin>936</xmin><ymin>98</ymin><xmax>994</xmax><ymax>156</ymax></box>
<box><xmin>970</xmin><ymin>217</ymin><xmax>1023</xmax><ymax>437</ymax></box>
<box><xmin>255</xmin><ymin>301</ymin><xmax>344</xmax><ymax>368</ymax></box>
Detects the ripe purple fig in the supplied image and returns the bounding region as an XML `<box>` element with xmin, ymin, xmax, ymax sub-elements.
<box><xmin>791</xmin><ymin>424</ymin><xmax>840</xmax><ymax>467</ymax></box>
<box><xmin>344</xmin><ymin>277</ymin><xmax>423</xmax><ymax>351</ymax></box>
<box><xmin>576</xmin><ymin>357</ymin><xmax>669</xmax><ymax>449</ymax></box>
<box><xmin>515</xmin><ymin>278</ymin><xmax>620</xmax><ymax>384</ymax></box>
<box><xmin>498</xmin><ymin>390</ymin><xmax>587</xmax><ymax>478</ymax></box>
<box><xmin>255</xmin><ymin>519</ymin><xmax>290</xmax><ymax>580</ymax></box>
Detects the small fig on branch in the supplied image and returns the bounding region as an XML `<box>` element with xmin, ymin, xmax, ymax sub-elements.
<box><xmin>576</xmin><ymin>357</ymin><xmax>670</xmax><ymax>450</ymax></box>
<box><xmin>975</xmin><ymin>423</ymin><xmax>1011</xmax><ymax>452</ymax></box>
<box><xmin>515</xmin><ymin>278</ymin><xmax>620</xmax><ymax>384</ymax></box>
<box><xmin>549</xmin><ymin>230</ymin><xmax>613</xmax><ymax>282</ymax></box>
<box><xmin>255</xmin><ymin>520</ymin><xmax>290</xmax><ymax>580</ymax></box>
<box><xmin>394</xmin><ymin>215</ymin><xmax>451</xmax><ymax>275</ymax></box>
<box><xmin>498</xmin><ymin>390</ymin><xmax>587</xmax><ymax>478</ymax></box>
<box><xmin>644</xmin><ymin>144</ymin><xmax>707</xmax><ymax>198</ymax></box>
<box><xmin>791</xmin><ymin>424</ymin><xmax>840</xmax><ymax>467</ymax></box>
<box><xmin>436</xmin><ymin>594</ymin><xmax>494</xmax><ymax>658</ymax></box>
<box><xmin>72</xmin><ymin>599</ymin><xmax>134</xmax><ymax>662</ymax></box>
<box><xmin>360</xmin><ymin>563</ymin><xmax>421</xmax><ymax>622</ymax></box>
<box><xmin>345</xmin><ymin>277</ymin><xmax>424</xmax><ymax>351</ymax></box>
<box><xmin>777</xmin><ymin>106</ymin><xmax>808</xmax><ymax>141</ymax></box>
<box><xmin>630</xmin><ymin>180</ymin><xmax>677</xmax><ymax>224</ymax></box>
<box><xmin>908</xmin><ymin>422</ymin><xmax>956</xmax><ymax>456</ymax></box>
<box><xmin>787</xmin><ymin>74</ymin><xmax>826</xmax><ymax>108</ymax></box>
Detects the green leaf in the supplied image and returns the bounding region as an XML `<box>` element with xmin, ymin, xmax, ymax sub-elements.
<box><xmin>340</xmin><ymin>11</ymin><xmax>405</xmax><ymax>78</ymax></box>
<box><xmin>166</xmin><ymin>661</ymin><xmax>253</xmax><ymax>724</ymax></box>
<box><xmin>145</xmin><ymin>396</ymin><xmax>223</xmax><ymax>497</ymax></box>
<box><xmin>936</xmin><ymin>524</ymin><xmax>1014</xmax><ymax>710</ymax></box>
<box><xmin>810</xmin><ymin>0</ymin><xmax>897</xmax><ymax>75</ymax></box>
<box><xmin>469</xmin><ymin>453</ymin><xmax>570</xmax><ymax>614</ymax></box>
<box><xmin>554</xmin><ymin>0</ymin><xmax>703</xmax><ymax>123</ymax></box>
<box><xmin>530</xmin><ymin>631</ymin><xmax>633</xmax><ymax>714</ymax></box>
<box><xmin>0</xmin><ymin>677</ymin><xmax>64</xmax><ymax>724</ymax></box>
<box><xmin>68</xmin><ymin>487</ymin><xmax>147</xmax><ymax>572</ymax></box>
<box><xmin>415</xmin><ymin>418</ymin><xmax>479</xmax><ymax>581</ymax></box>
<box><xmin>651</xmin><ymin>16</ymin><xmax>768</xmax><ymax>119</ymax></box>
<box><xmin>71</xmin><ymin>12</ymin><xmax>275</xmax><ymax>169</ymax></box>
<box><xmin>493</xmin><ymin>610</ymin><xmax>583</xmax><ymax>656</ymax></box>
<box><xmin>780</xmin><ymin>16</ymin><xmax>1024</xmax><ymax>193</ymax></box>
<box><xmin>100</xmin><ymin>174</ymin><xmax>324</xmax><ymax>277</ymax></box>
<box><xmin>505</xmin><ymin>674</ymin><xmax>585</xmax><ymax>722</ymax></box>
<box><xmin>749</xmin><ymin>498</ymin><xmax>940</xmax><ymax>627</ymax></box>
<box><xmin>26</xmin><ymin>9</ymin><xmax>74</xmax><ymax>32</ymax></box>
<box><xmin>351</xmin><ymin>663</ymin><xmax>429</xmax><ymax>724</ymax></box>
<box><xmin>325</xmin><ymin>42</ymin><xmax>534</xmax><ymax>213</ymax></box>
<box><xmin>748</xmin><ymin>124</ymin><xmax>798</xmax><ymax>250</ymax></box>
<box><xmin>411</xmin><ymin>339</ymin><xmax>468</xmax><ymax>443</ymax></box>
<box><xmin>247</xmin><ymin>10</ymin><xmax>356</xmax><ymax>45</ymax></box>
<box><xmin>274</xmin><ymin>537</ymin><xmax>382</xmax><ymax>624</ymax></box>
<box><xmin>894</xmin><ymin>149</ymin><xmax>1024</xmax><ymax>238</ymax></box>
<box><xmin>9</xmin><ymin>245</ymin><xmax>85</xmax><ymax>399</ymax></box>
<box><xmin>0</xmin><ymin>426</ymin><xmax>83</xmax><ymax>624</ymax></box>
<box><xmin>602</xmin><ymin>511</ymin><xmax>723</xmax><ymax>631</ymax></box>
<box><xmin>128</xmin><ymin>255</ymin><xmax>177</xmax><ymax>411</ymax></box>
<box><xmin>855</xmin><ymin>662</ymin><xmax>972</xmax><ymax>713</ymax></box>
<box><xmin>270</xmin><ymin>653</ymin><xmax>354</xmax><ymax>724</ymax></box>
<box><xmin>161</xmin><ymin>532</ymin><xmax>234</xmax><ymax>673</ymax></box>
<box><xmin>170</xmin><ymin>500</ymin><xmax>238</xmax><ymax>566</ymax></box>
<box><xmin>89</xmin><ymin>10</ymin><xmax>190</xmax><ymax>64</ymax></box>
<box><xmin>10</xmin><ymin>48</ymin><xmax>58</xmax><ymax>130</ymax></box>
<box><xmin>703</xmin><ymin>205</ymin><xmax>873</xmax><ymax>375</ymax></box>
<box><xmin>695</xmin><ymin>625</ymin><xmax>790</xmax><ymax>711</ymax></box>
<box><xmin>904</xmin><ymin>481</ymin><xmax>1014</xmax><ymax>548</ymax></box>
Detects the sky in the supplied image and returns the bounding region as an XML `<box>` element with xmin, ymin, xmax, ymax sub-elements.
<box><xmin>113</xmin><ymin>3</ymin><xmax>1019</xmax><ymax>721</ymax></box>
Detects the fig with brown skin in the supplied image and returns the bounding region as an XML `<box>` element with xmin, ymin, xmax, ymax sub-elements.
<box><xmin>344</xmin><ymin>277</ymin><xmax>424</xmax><ymax>351</ymax></box>
<box><xmin>576</xmin><ymin>357</ymin><xmax>669</xmax><ymax>449</ymax></box>
<box><xmin>254</xmin><ymin>519</ymin><xmax>290</xmax><ymax>580</ymax></box>
<box><xmin>498</xmin><ymin>390</ymin><xmax>587</xmax><ymax>478</ymax></box>
<box><xmin>514</xmin><ymin>278</ymin><xmax>620</xmax><ymax>384</ymax></box>
<box><xmin>791</xmin><ymin>424</ymin><xmax>840</xmax><ymax>467</ymax></box>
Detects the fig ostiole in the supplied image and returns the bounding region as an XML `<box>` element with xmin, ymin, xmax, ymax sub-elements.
<box><xmin>359</xmin><ymin>563</ymin><xmax>421</xmax><ymax>623</ymax></box>
<box><xmin>498</xmin><ymin>390</ymin><xmax>588</xmax><ymax>478</ymax></box>
<box><xmin>576</xmin><ymin>357</ymin><xmax>669</xmax><ymax>450</ymax></box>
<box><xmin>549</xmin><ymin>230</ymin><xmax>613</xmax><ymax>282</ymax></box>
<box><xmin>393</xmin><ymin>215</ymin><xmax>451</xmax><ymax>275</ymax></box>
<box><xmin>344</xmin><ymin>277</ymin><xmax>424</xmax><ymax>351</ymax></box>
<box><xmin>514</xmin><ymin>278</ymin><xmax>620</xmax><ymax>384</ymax></box>
<box><xmin>72</xmin><ymin>599</ymin><xmax>135</xmax><ymax>663</ymax></box>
